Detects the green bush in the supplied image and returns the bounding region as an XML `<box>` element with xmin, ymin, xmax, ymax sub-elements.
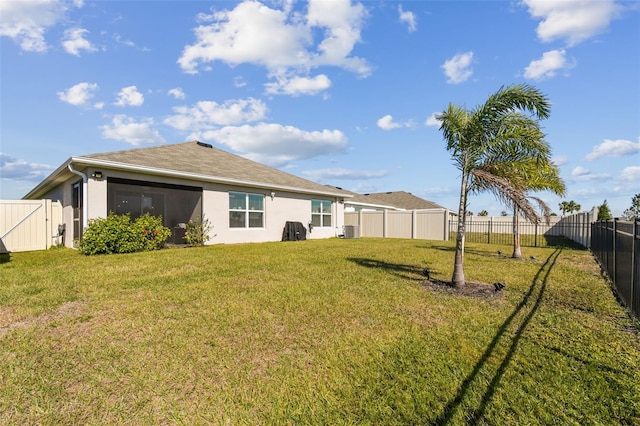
<box><xmin>133</xmin><ymin>213</ymin><xmax>172</xmax><ymax>251</ymax></box>
<box><xmin>183</xmin><ymin>216</ymin><xmax>212</xmax><ymax>247</ymax></box>
<box><xmin>79</xmin><ymin>213</ymin><xmax>171</xmax><ymax>255</ymax></box>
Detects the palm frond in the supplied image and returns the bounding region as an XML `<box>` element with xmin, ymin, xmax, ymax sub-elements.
<box><xmin>529</xmin><ymin>196</ymin><xmax>553</xmax><ymax>225</ymax></box>
<box><xmin>477</xmin><ymin>84</ymin><xmax>551</xmax><ymax>122</ymax></box>
<box><xmin>471</xmin><ymin>168</ymin><xmax>539</xmax><ymax>222</ymax></box>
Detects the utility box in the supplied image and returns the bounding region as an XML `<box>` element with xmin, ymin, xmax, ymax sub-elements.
<box><xmin>343</xmin><ymin>225</ymin><xmax>360</xmax><ymax>239</ymax></box>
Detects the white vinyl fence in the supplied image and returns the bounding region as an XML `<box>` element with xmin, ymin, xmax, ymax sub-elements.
<box><xmin>344</xmin><ymin>209</ymin><xmax>451</xmax><ymax>240</ymax></box>
<box><xmin>344</xmin><ymin>208</ymin><xmax>596</xmax><ymax>247</ymax></box>
<box><xmin>1</xmin><ymin>200</ymin><xmax>64</xmax><ymax>253</ymax></box>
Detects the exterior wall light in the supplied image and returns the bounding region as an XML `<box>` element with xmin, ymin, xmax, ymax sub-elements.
<box><xmin>92</xmin><ymin>171</ymin><xmax>103</xmax><ymax>179</ymax></box>
<box><xmin>270</xmin><ymin>191</ymin><xmax>276</xmax><ymax>200</ymax></box>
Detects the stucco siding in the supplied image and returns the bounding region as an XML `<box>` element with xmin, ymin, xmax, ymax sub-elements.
<box><xmin>202</xmin><ymin>182</ymin><xmax>342</xmax><ymax>244</ymax></box>
<box><xmin>35</xmin><ymin>168</ymin><xmax>344</xmax><ymax>246</ymax></box>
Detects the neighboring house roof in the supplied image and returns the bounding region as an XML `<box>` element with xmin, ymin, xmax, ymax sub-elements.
<box><xmin>24</xmin><ymin>141</ymin><xmax>352</xmax><ymax>200</ymax></box>
<box><xmin>359</xmin><ymin>191</ymin><xmax>448</xmax><ymax>210</ymax></box>
<box><xmin>326</xmin><ymin>186</ymin><xmax>398</xmax><ymax>210</ymax></box>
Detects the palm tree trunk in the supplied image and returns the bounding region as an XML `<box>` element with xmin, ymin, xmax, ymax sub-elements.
<box><xmin>512</xmin><ymin>206</ymin><xmax>522</xmax><ymax>258</ymax></box>
<box><xmin>452</xmin><ymin>172</ymin><xmax>467</xmax><ymax>288</ymax></box>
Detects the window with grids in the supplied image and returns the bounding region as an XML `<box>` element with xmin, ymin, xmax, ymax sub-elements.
<box><xmin>311</xmin><ymin>200</ymin><xmax>332</xmax><ymax>227</ymax></box>
<box><xmin>229</xmin><ymin>192</ymin><xmax>264</xmax><ymax>228</ymax></box>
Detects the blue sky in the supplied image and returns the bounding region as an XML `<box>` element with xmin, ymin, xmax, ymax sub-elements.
<box><xmin>1</xmin><ymin>0</ymin><xmax>638</xmax><ymax>217</ymax></box>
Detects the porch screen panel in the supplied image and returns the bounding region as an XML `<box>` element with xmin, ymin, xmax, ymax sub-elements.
<box><xmin>107</xmin><ymin>178</ymin><xmax>202</xmax><ymax>240</ymax></box>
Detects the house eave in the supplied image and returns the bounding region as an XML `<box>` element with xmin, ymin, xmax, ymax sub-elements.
<box><xmin>345</xmin><ymin>201</ymin><xmax>401</xmax><ymax>210</ymax></box>
<box><xmin>23</xmin><ymin>158</ymin><xmax>75</xmax><ymax>200</ymax></box>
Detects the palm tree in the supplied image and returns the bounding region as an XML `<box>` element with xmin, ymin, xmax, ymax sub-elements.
<box><xmin>559</xmin><ymin>200</ymin><xmax>581</xmax><ymax>216</ymax></box>
<box><xmin>438</xmin><ymin>84</ymin><xmax>552</xmax><ymax>288</ymax></box>
<box><xmin>505</xmin><ymin>160</ymin><xmax>565</xmax><ymax>258</ymax></box>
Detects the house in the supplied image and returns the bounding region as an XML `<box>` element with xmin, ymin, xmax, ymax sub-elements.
<box><xmin>23</xmin><ymin>141</ymin><xmax>352</xmax><ymax>246</ymax></box>
<box><xmin>324</xmin><ymin>187</ymin><xmax>398</xmax><ymax>212</ymax></box>
<box><xmin>342</xmin><ymin>190</ymin><xmax>448</xmax><ymax>212</ymax></box>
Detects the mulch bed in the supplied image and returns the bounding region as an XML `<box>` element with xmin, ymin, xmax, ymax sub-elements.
<box><xmin>422</xmin><ymin>279</ymin><xmax>504</xmax><ymax>299</ymax></box>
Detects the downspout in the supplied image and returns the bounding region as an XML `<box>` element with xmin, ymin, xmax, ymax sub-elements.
<box><xmin>68</xmin><ymin>164</ymin><xmax>88</xmax><ymax>231</ymax></box>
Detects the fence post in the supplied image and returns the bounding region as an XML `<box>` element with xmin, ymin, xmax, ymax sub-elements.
<box><xmin>535</xmin><ymin>222</ymin><xmax>538</xmax><ymax>247</ymax></box>
<box><xmin>488</xmin><ymin>216</ymin><xmax>492</xmax><ymax>244</ymax></box>
<box><xmin>632</xmin><ymin>219</ymin><xmax>638</xmax><ymax>317</ymax></box>
<box><xmin>613</xmin><ymin>219</ymin><xmax>617</xmax><ymax>286</ymax></box>
<box><xmin>412</xmin><ymin>210</ymin><xmax>417</xmax><ymax>240</ymax></box>
<box><xmin>383</xmin><ymin>209</ymin><xmax>388</xmax><ymax>238</ymax></box>
<box><xmin>444</xmin><ymin>209</ymin><xmax>449</xmax><ymax>241</ymax></box>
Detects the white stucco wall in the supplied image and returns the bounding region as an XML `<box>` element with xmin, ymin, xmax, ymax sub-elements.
<box><xmin>202</xmin><ymin>182</ymin><xmax>344</xmax><ymax>244</ymax></box>
<box><xmin>40</xmin><ymin>167</ymin><xmax>345</xmax><ymax>246</ymax></box>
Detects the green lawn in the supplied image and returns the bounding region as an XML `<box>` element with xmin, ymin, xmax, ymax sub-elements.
<box><xmin>1</xmin><ymin>238</ymin><xmax>638</xmax><ymax>425</ymax></box>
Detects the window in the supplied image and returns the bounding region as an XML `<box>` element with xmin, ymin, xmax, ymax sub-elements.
<box><xmin>229</xmin><ymin>192</ymin><xmax>264</xmax><ymax>228</ymax></box>
<box><xmin>72</xmin><ymin>181</ymin><xmax>83</xmax><ymax>239</ymax></box>
<box><xmin>311</xmin><ymin>200</ymin><xmax>332</xmax><ymax>227</ymax></box>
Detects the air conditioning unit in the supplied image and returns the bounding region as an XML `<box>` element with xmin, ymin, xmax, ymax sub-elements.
<box><xmin>343</xmin><ymin>225</ymin><xmax>360</xmax><ymax>239</ymax></box>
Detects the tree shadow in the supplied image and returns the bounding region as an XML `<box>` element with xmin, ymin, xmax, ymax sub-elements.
<box><xmin>347</xmin><ymin>257</ymin><xmax>427</xmax><ymax>282</ymax></box>
<box><xmin>434</xmin><ymin>247</ymin><xmax>562</xmax><ymax>425</ymax></box>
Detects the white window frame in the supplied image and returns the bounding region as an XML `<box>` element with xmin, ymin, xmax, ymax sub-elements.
<box><xmin>311</xmin><ymin>199</ymin><xmax>332</xmax><ymax>228</ymax></box>
<box><xmin>229</xmin><ymin>191</ymin><xmax>265</xmax><ymax>229</ymax></box>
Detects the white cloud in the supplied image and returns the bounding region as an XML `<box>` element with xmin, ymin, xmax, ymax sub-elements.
<box><xmin>425</xmin><ymin>112</ymin><xmax>441</xmax><ymax>127</ymax></box>
<box><xmin>265</xmin><ymin>74</ymin><xmax>331</xmax><ymax>96</ymax></box>
<box><xmin>168</xmin><ymin>87</ymin><xmax>186</xmax><ymax>100</ymax></box>
<box><xmin>100</xmin><ymin>115</ymin><xmax>165</xmax><ymax>145</ymax></box>
<box><xmin>62</xmin><ymin>27</ymin><xmax>96</xmax><ymax>56</ymax></box>
<box><xmin>377</xmin><ymin>115</ymin><xmax>400</xmax><ymax>130</ymax></box>
<box><xmin>377</xmin><ymin>114</ymin><xmax>412</xmax><ymax>131</ymax></box>
<box><xmin>113</xmin><ymin>33</ymin><xmax>135</xmax><ymax>47</ymax></box>
<box><xmin>305</xmin><ymin>0</ymin><xmax>369</xmax><ymax>73</ymax></box>
<box><xmin>523</xmin><ymin>0</ymin><xmax>622</xmax><ymax>46</ymax></box>
<box><xmin>398</xmin><ymin>5</ymin><xmax>417</xmax><ymax>32</ymax></box>
<box><xmin>619</xmin><ymin>166</ymin><xmax>640</xmax><ymax>182</ymax></box>
<box><xmin>164</xmin><ymin>98</ymin><xmax>268</xmax><ymax>131</ymax></box>
<box><xmin>57</xmin><ymin>82</ymin><xmax>99</xmax><ymax>107</ymax></box>
<box><xmin>0</xmin><ymin>153</ymin><xmax>54</xmax><ymax>181</ymax></box>
<box><xmin>585</xmin><ymin>138</ymin><xmax>640</xmax><ymax>160</ymax></box>
<box><xmin>524</xmin><ymin>49</ymin><xmax>574</xmax><ymax>80</ymax></box>
<box><xmin>233</xmin><ymin>76</ymin><xmax>248</xmax><ymax>88</ymax></box>
<box><xmin>0</xmin><ymin>0</ymin><xmax>74</xmax><ymax>52</ymax></box>
<box><xmin>177</xmin><ymin>0</ymin><xmax>370</xmax><ymax>88</ymax></box>
<box><xmin>570</xmin><ymin>165</ymin><xmax>609</xmax><ymax>181</ymax></box>
<box><xmin>302</xmin><ymin>168</ymin><xmax>389</xmax><ymax>181</ymax></box>
<box><xmin>442</xmin><ymin>51</ymin><xmax>473</xmax><ymax>84</ymax></box>
<box><xmin>423</xmin><ymin>186</ymin><xmax>456</xmax><ymax>196</ymax></box>
<box><xmin>552</xmin><ymin>155</ymin><xmax>569</xmax><ymax>166</ymax></box>
<box><xmin>196</xmin><ymin>123</ymin><xmax>348</xmax><ymax>166</ymax></box>
<box><xmin>115</xmin><ymin>86</ymin><xmax>144</xmax><ymax>107</ymax></box>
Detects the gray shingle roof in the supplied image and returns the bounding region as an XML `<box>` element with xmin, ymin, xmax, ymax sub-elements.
<box><xmin>24</xmin><ymin>141</ymin><xmax>351</xmax><ymax>199</ymax></box>
<box><xmin>81</xmin><ymin>141</ymin><xmax>349</xmax><ymax>196</ymax></box>
<box><xmin>358</xmin><ymin>191</ymin><xmax>447</xmax><ymax>210</ymax></box>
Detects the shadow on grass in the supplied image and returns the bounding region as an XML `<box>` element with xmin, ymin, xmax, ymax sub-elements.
<box><xmin>347</xmin><ymin>258</ymin><xmax>426</xmax><ymax>281</ymax></box>
<box><xmin>0</xmin><ymin>252</ymin><xmax>10</xmax><ymax>264</ymax></box>
<box><xmin>434</xmin><ymin>247</ymin><xmax>563</xmax><ymax>425</ymax></box>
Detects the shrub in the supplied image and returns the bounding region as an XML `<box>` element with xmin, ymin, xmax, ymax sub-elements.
<box><xmin>133</xmin><ymin>213</ymin><xmax>172</xmax><ymax>251</ymax></box>
<box><xmin>79</xmin><ymin>213</ymin><xmax>171</xmax><ymax>255</ymax></box>
<box><xmin>183</xmin><ymin>216</ymin><xmax>212</xmax><ymax>247</ymax></box>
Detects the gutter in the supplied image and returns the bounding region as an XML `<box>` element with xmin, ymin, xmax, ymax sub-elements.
<box><xmin>68</xmin><ymin>164</ymin><xmax>88</xmax><ymax>231</ymax></box>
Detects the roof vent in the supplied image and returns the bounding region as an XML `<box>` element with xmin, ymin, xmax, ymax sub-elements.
<box><xmin>196</xmin><ymin>141</ymin><xmax>213</xmax><ymax>148</ymax></box>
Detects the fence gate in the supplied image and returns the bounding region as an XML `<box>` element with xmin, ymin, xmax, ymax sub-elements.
<box><xmin>0</xmin><ymin>200</ymin><xmax>63</xmax><ymax>253</ymax></box>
